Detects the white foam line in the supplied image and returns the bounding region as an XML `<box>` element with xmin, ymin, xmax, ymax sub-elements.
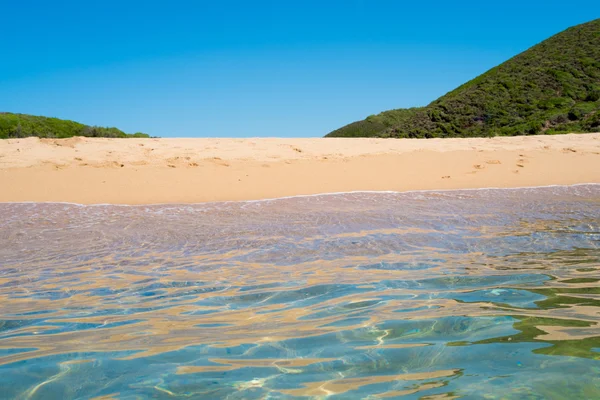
<box><xmin>1</xmin><ymin>183</ymin><xmax>599</xmax><ymax>207</ymax></box>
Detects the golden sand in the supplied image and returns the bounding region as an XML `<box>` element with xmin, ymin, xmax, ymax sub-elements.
<box><xmin>1</xmin><ymin>134</ymin><xmax>599</xmax><ymax>204</ymax></box>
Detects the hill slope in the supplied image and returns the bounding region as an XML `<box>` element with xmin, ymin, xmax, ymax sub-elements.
<box><xmin>0</xmin><ymin>113</ymin><xmax>149</xmax><ymax>139</ymax></box>
<box><xmin>327</xmin><ymin>19</ymin><xmax>600</xmax><ymax>138</ymax></box>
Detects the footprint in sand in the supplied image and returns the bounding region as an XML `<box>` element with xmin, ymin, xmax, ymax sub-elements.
<box><xmin>211</xmin><ymin>157</ymin><xmax>230</xmax><ymax>167</ymax></box>
<box><xmin>473</xmin><ymin>164</ymin><xmax>485</xmax><ymax>170</ymax></box>
<box><xmin>516</xmin><ymin>154</ymin><xmax>529</xmax><ymax>167</ymax></box>
<box><xmin>442</xmin><ymin>176</ymin><xmax>451</xmax><ymax>179</ymax></box>
<box><xmin>562</xmin><ymin>147</ymin><xmax>577</xmax><ymax>153</ymax></box>
<box><xmin>106</xmin><ymin>161</ymin><xmax>123</xmax><ymax>168</ymax></box>
<box><xmin>485</xmin><ymin>160</ymin><xmax>501</xmax><ymax>165</ymax></box>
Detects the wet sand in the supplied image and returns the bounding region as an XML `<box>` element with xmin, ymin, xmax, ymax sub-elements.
<box><xmin>1</xmin><ymin>134</ymin><xmax>599</xmax><ymax>204</ymax></box>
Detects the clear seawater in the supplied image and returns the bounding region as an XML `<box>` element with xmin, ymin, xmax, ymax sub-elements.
<box><xmin>0</xmin><ymin>185</ymin><xmax>599</xmax><ymax>399</ymax></box>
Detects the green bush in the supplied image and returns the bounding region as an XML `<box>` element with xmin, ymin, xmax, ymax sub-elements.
<box><xmin>586</xmin><ymin>90</ymin><xmax>600</xmax><ymax>102</ymax></box>
<box><xmin>0</xmin><ymin>113</ymin><xmax>150</xmax><ymax>139</ymax></box>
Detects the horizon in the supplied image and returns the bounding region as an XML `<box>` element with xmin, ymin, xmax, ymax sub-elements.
<box><xmin>1</xmin><ymin>1</ymin><xmax>597</xmax><ymax>138</ymax></box>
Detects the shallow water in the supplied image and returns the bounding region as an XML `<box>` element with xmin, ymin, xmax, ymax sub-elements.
<box><xmin>0</xmin><ymin>185</ymin><xmax>599</xmax><ymax>399</ymax></box>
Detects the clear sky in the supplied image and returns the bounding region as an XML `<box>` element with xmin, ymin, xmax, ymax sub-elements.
<box><xmin>0</xmin><ymin>1</ymin><xmax>597</xmax><ymax>138</ymax></box>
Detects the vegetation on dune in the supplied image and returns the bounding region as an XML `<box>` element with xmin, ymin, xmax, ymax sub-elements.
<box><xmin>327</xmin><ymin>19</ymin><xmax>600</xmax><ymax>138</ymax></box>
<box><xmin>0</xmin><ymin>113</ymin><xmax>150</xmax><ymax>139</ymax></box>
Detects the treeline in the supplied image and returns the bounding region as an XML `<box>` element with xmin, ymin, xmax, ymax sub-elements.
<box><xmin>0</xmin><ymin>113</ymin><xmax>150</xmax><ymax>139</ymax></box>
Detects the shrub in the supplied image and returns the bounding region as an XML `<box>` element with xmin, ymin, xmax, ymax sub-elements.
<box><xmin>0</xmin><ymin>113</ymin><xmax>148</xmax><ymax>139</ymax></box>
<box><xmin>586</xmin><ymin>90</ymin><xmax>600</xmax><ymax>102</ymax></box>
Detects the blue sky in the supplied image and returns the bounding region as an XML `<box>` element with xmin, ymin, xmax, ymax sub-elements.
<box><xmin>0</xmin><ymin>1</ymin><xmax>597</xmax><ymax>137</ymax></box>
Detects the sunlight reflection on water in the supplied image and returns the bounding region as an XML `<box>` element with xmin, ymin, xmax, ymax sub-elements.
<box><xmin>0</xmin><ymin>185</ymin><xmax>599</xmax><ymax>399</ymax></box>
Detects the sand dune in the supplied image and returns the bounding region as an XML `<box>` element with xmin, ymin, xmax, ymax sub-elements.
<box><xmin>1</xmin><ymin>134</ymin><xmax>599</xmax><ymax>204</ymax></box>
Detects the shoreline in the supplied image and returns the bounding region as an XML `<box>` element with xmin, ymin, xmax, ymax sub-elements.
<box><xmin>2</xmin><ymin>183</ymin><xmax>599</xmax><ymax>207</ymax></box>
<box><xmin>1</xmin><ymin>134</ymin><xmax>599</xmax><ymax>205</ymax></box>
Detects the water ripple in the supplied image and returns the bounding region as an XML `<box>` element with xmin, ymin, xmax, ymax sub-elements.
<box><xmin>0</xmin><ymin>185</ymin><xmax>599</xmax><ymax>399</ymax></box>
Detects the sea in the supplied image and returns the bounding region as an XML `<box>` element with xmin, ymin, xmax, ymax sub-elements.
<box><xmin>0</xmin><ymin>185</ymin><xmax>599</xmax><ymax>399</ymax></box>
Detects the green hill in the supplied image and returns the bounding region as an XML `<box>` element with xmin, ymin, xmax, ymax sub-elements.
<box><xmin>327</xmin><ymin>19</ymin><xmax>600</xmax><ymax>138</ymax></box>
<box><xmin>0</xmin><ymin>113</ymin><xmax>150</xmax><ymax>139</ymax></box>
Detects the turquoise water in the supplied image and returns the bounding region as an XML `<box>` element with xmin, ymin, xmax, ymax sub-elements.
<box><xmin>0</xmin><ymin>185</ymin><xmax>599</xmax><ymax>399</ymax></box>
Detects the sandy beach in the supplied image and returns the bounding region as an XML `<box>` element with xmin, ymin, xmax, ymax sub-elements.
<box><xmin>1</xmin><ymin>134</ymin><xmax>599</xmax><ymax>204</ymax></box>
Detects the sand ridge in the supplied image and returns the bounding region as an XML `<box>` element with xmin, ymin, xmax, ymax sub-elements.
<box><xmin>1</xmin><ymin>134</ymin><xmax>599</xmax><ymax>204</ymax></box>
